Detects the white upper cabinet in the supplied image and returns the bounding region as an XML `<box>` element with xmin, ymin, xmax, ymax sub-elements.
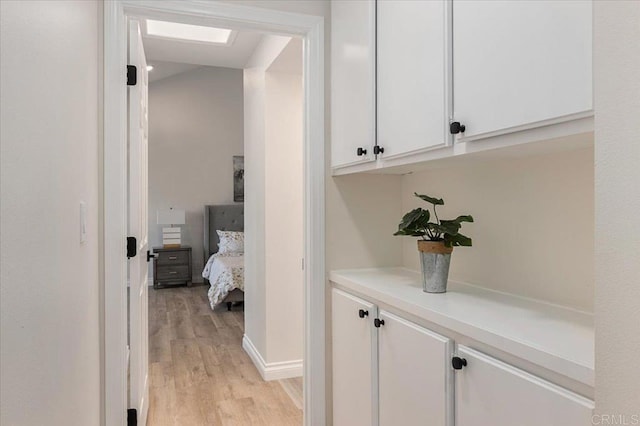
<box><xmin>377</xmin><ymin>0</ymin><xmax>449</xmax><ymax>159</ymax></box>
<box><xmin>331</xmin><ymin>288</ymin><xmax>377</xmax><ymax>426</ymax></box>
<box><xmin>378</xmin><ymin>310</ymin><xmax>452</xmax><ymax>426</ymax></box>
<box><xmin>453</xmin><ymin>0</ymin><xmax>593</xmax><ymax>140</ymax></box>
<box><xmin>331</xmin><ymin>0</ymin><xmax>376</xmax><ymax>169</ymax></box>
<box><xmin>455</xmin><ymin>346</ymin><xmax>594</xmax><ymax>426</ymax></box>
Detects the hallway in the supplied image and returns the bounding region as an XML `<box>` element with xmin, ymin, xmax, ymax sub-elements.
<box><xmin>147</xmin><ymin>285</ymin><xmax>303</xmax><ymax>425</ymax></box>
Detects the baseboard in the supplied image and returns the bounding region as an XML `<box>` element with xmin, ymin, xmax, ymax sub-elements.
<box><xmin>242</xmin><ymin>335</ymin><xmax>303</xmax><ymax>381</ymax></box>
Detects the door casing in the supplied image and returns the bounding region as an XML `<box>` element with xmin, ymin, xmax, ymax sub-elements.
<box><xmin>102</xmin><ymin>2</ymin><xmax>326</xmax><ymax>425</ymax></box>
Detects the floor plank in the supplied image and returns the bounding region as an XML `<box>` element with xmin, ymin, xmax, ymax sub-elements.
<box><xmin>147</xmin><ymin>284</ymin><xmax>303</xmax><ymax>425</ymax></box>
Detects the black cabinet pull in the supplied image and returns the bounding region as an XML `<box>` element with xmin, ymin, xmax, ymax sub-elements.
<box><xmin>452</xmin><ymin>356</ymin><xmax>468</xmax><ymax>370</ymax></box>
<box><xmin>373</xmin><ymin>145</ymin><xmax>384</xmax><ymax>155</ymax></box>
<box><xmin>358</xmin><ymin>309</ymin><xmax>369</xmax><ymax>318</ymax></box>
<box><xmin>146</xmin><ymin>250</ymin><xmax>157</xmax><ymax>263</ymax></box>
<box><xmin>449</xmin><ymin>121</ymin><xmax>466</xmax><ymax>135</ymax></box>
<box><xmin>374</xmin><ymin>318</ymin><xmax>385</xmax><ymax>328</ymax></box>
<box><xmin>357</xmin><ymin>147</ymin><xmax>367</xmax><ymax>156</ymax></box>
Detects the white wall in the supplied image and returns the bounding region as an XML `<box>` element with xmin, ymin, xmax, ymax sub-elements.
<box><xmin>401</xmin><ymin>147</ymin><xmax>594</xmax><ymax>312</ymax></box>
<box><xmin>264</xmin><ymin>48</ymin><xmax>304</xmax><ymax>363</ymax></box>
<box><xmin>244</xmin><ymin>37</ymin><xmax>306</xmax><ymax>366</ymax></box>
<box><xmin>244</xmin><ymin>63</ymin><xmax>268</xmax><ymax>358</ymax></box>
<box><xmin>0</xmin><ymin>1</ymin><xmax>101</xmax><ymax>425</ymax></box>
<box><xmin>594</xmin><ymin>0</ymin><xmax>640</xmax><ymax>417</ymax></box>
<box><xmin>148</xmin><ymin>66</ymin><xmax>244</xmax><ymax>281</ymax></box>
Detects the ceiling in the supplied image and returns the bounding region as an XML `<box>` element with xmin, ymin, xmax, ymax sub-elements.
<box><xmin>142</xmin><ymin>23</ymin><xmax>264</xmax><ymax>70</ymax></box>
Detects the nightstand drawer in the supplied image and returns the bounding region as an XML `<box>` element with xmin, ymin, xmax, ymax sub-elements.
<box><xmin>156</xmin><ymin>250</ymin><xmax>189</xmax><ymax>266</ymax></box>
<box><xmin>156</xmin><ymin>265</ymin><xmax>190</xmax><ymax>281</ymax></box>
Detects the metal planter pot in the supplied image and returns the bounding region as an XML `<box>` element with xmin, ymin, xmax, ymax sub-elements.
<box><xmin>418</xmin><ymin>240</ymin><xmax>453</xmax><ymax>293</ymax></box>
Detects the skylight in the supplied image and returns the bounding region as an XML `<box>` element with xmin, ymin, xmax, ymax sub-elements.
<box><xmin>146</xmin><ymin>20</ymin><xmax>233</xmax><ymax>44</ymax></box>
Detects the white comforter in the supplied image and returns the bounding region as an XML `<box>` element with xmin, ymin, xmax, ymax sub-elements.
<box><xmin>202</xmin><ymin>252</ymin><xmax>244</xmax><ymax>309</ymax></box>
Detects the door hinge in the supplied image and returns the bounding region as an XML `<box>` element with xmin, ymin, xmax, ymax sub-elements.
<box><xmin>127</xmin><ymin>65</ymin><xmax>137</xmax><ymax>86</ymax></box>
<box><xmin>127</xmin><ymin>236</ymin><xmax>137</xmax><ymax>259</ymax></box>
<box><xmin>127</xmin><ymin>408</ymin><xmax>137</xmax><ymax>426</ymax></box>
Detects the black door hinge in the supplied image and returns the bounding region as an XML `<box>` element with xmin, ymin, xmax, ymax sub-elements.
<box><xmin>127</xmin><ymin>65</ymin><xmax>137</xmax><ymax>86</ymax></box>
<box><xmin>127</xmin><ymin>408</ymin><xmax>137</xmax><ymax>426</ymax></box>
<box><xmin>127</xmin><ymin>237</ymin><xmax>137</xmax><ymax>259</ymax></box>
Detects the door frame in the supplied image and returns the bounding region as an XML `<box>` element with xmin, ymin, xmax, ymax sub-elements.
<box><xmin>103</xmin><ymin>2</ymin><xmax>326</xmax><ymax>425</ymax></box>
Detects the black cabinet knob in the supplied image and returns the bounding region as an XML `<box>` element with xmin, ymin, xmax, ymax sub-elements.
<box><xmin>452</xmin><ymin>356</ymin><xmax>468</xmax><ymax>370</ymax></box>
<box><xmin>358</xmin><ymin>309</ymin><xmax>369</xmax><ymax>318</ymax></box>
<box><xmin>146</xmin><ymin>250</ymin><xmax>157</xmax><ymax>263</ymax></box>
<box><xmin>374</xmin><ymin>318</ymin><xmax>385</xmax><ymax>328</ymax></box>
<box><xmin>449</xmin><ymin>121</ymin><xmax>466</xmax><ymax>135</ymax></box>
<box><xmin>373</xmin><ymin>145</ymin><xmax>384</xmax><ymax>155</ymax></box>
<box><xmin>357</xmin><ymin>147</ymin><xmax>367</xmax><ymax>156</ymax></box>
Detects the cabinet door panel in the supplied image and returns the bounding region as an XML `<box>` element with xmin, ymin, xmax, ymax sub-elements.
<box><xmin>455</xmin><ymin>346</ymin><xmax>594</xmax><ymax>426</ymax></box>
<box><xmin>378</xmin><ymin>310</ymin><xmax>452</xmax><ymax>426</ymax></box>
<box><xmin>332</xmin><ymin>289</ymin><xmax>377</xmax><ymax>426</ymax></box>
<box><xmin>453</xmin><ymin>0</ymin><xmax>592</xmax><ymax>139</ymax></box>
<box><xmin>331</xmin><ymin>0</ymin><xmax>376</xmax><ymax>168</ymax></box>
<box><xmin>377</xmin><ymin>0</ymin><xmax>448</xmax><ymax>158</ymax></box>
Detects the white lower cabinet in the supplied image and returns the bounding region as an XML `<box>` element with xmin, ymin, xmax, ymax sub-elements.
<box><xmin>454</xmin><ymin>346</ymin><xmax>594</xmax><ymax>426</ymax></box>
<box><xmin>332</xmin><ymin>288</ymin><xmax>377</xmax><ymax>426</ymax></box>
<box><xmin>332</xmin><ymin>287</ymin><xmax>594</xmax><ymax>426</ymax></box>
<box><xmin>378</xmin><ymin>310</ymin><xmax>452</xmax><ymax>426</ymax></box>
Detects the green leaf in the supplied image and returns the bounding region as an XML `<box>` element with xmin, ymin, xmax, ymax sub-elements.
<box><xmin>444</xmin><ymin>233</ymin><xmax>473</xmax><ymax>247</ymax></box>
<box><xmin>451</xmin><ymin>215</ymin><xmax>474</xmax><ymax>224</ymax></box>
<box><xmin>395</xmin><ymin>208</ymin><xmax>430</xmax><ymax>237</ymax></box>
<box><xmin>414</xmin><ymin>193</ymin><xmax>444</xmax><ymax>205</ymax></box>
<box><xmin>398</xmin><ymin>208</ymin><xmax>424</xmax><ymax>228</ymax></box>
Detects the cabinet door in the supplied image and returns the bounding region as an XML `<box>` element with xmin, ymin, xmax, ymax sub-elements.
<box><xmin>453</xmin><ymin>1</ymin><xmax>592</xmax><ymax>140</ymax></box>
<box><xmin>378</xmin><ymin>310</ymin><xmax>452</xmax><ymax>426</ymax></box>
<box><xmin>377</xmin><ymin>0</ymin><xmax>449</xmax><ymax>159</ymax></box>
<box><xmin>332</xmin><ymin>288</ymin><xmax>377</xmax><ymax>426</ymax></box>
<box><xmin>331</xmin><ymin>0</ymin><xmax>376</xmax><ymax>169</ymax></box>
<box><xmin>455</xmin><ymin>346</ymin><xmax>594</xmax><ymax>426</ymax></box>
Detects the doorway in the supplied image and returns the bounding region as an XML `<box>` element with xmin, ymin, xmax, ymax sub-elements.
<box><xmin>103</xmin><ymin>2</ymin><xmax>326</xmax><ymax>425</ymax></box>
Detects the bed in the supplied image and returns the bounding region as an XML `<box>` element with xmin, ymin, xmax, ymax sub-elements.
<box><xmin>202</xmin><ymin>204</ymin><xmax>244</xmax><ymax>311</ymax></box>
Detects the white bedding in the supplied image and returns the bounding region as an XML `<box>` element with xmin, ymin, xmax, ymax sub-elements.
<box><xmin>202</xmin><ymin>252</ymin><xmax>244</xmax><ymax>309</ymax></box>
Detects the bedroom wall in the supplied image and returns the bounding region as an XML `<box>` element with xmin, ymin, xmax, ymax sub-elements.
<box><xmin>401</xmin><ymin>147</ymin><xmax>594</xmax><ymax>312</ymax></box>
<box><xmin>0</xmin><ymin>1</ymin><xmax>102</xmax><ymax>425</ymax></box>
<box><xmin>148</xmin><ymin>66</ymin><xmax>244</xmax><ymax>282</ymax></box>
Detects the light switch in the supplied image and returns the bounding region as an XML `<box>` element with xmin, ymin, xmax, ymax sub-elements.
<box><xmin>80</xmin><ymin>201</ymin><xmax>87</xmax><ymax>243</ymax></box>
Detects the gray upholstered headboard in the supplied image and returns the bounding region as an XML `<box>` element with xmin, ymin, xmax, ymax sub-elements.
<box><xmin>204</xmin><ymin>204</ymin><xmax>244</xmax><ymax>261</ymax></box>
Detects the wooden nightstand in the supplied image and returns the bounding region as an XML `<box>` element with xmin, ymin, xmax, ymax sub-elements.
<box><xmin>152</xmin><ymin>246</ymin><xmax>192</xmax><ymax>289</ymax></box>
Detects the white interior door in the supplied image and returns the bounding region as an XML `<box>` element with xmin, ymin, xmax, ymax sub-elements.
<box><xmin>128</xmin><ymin>19</ymin><xmax>149</xmax><ymax>426</ymax></box>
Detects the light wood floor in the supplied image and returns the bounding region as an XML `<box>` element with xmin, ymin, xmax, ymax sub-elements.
<box><xmin>147</xmin><ymin>285</ymin><xmax>303</xmax><ymax>425</ymax></box>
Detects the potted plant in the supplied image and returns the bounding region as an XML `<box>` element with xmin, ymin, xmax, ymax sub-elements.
<box><xmin>394</xmin><ymin>193</ymin><xmax>474</xmax><ymax>293</ymax></box>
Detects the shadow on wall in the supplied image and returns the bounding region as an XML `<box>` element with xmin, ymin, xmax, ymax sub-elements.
<box><xmin>328</xmin><ymin>173</ymin><xmax>404</xmax><ymax>270</ymax></box>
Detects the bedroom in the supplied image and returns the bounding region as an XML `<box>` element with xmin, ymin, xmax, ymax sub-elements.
<box><xmin>139</xmin><ymin>23</ymin><xmax>305</xmax><ymax>424</ymax></box>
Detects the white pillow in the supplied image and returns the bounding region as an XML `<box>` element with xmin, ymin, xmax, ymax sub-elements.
<box><xmin>217</xmin><ymin>230</ymin><xmax>244</xmax><ymax>254</ymax></box>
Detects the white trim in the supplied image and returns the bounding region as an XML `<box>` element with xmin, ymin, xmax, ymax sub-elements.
<box><xmin>242</xmin><ymin>335</ymin><xmax>304</xmax><ymax>381</ymax></box>
<box><xmin>103</xmin><ymin>2</ymin><xmax>325</xmax><ymax>425</ymax></box>
<box><xmin>139</xmin><ymin>374</ymin><xmax>149</xmax><ymax>426</ymax></box>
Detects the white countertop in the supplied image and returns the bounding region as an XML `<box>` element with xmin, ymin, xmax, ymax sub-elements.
<box><xmin>329</xmin><ymin>267</ymin><xmax>594</xmax><ymax>387</ymax></box>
